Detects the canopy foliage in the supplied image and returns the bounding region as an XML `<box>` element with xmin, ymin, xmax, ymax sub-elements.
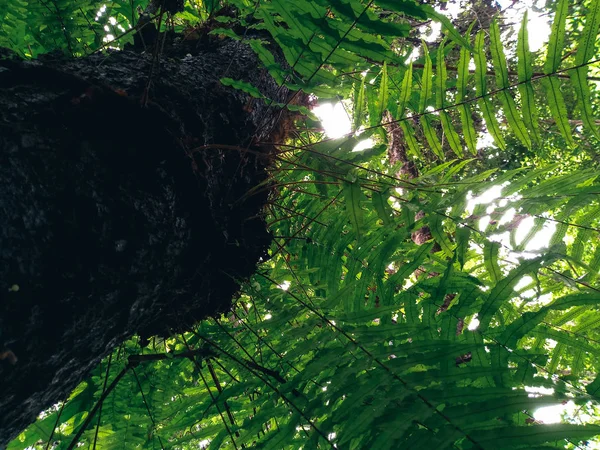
<box><xmin>3</xmin><ymin>0</ymin><xmax>600</xmax><ymax>448</ymax></box>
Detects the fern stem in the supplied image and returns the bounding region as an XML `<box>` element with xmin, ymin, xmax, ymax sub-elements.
<box><xmin>192</xmin><ymin>330</ymin><xmax>335</xmax><ymax>446</ymax></box>
<box><xmin>92</xmin><ymin>353</ymin><xmax>113</xmax><ymax>450</ymax></box>
<box><xmin>131</xmin><ymin>367</ymin><xmax>165</xmax><ymax>449</ymax></box>
<box><xmin>66</xmin><ymin>364</ymin><xmax>133</xmax><ymax>450</ymax></box>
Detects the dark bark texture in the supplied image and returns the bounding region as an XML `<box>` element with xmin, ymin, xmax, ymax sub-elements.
<box><xmin>0</xmin><ymin>36</ymin><xmax>290</xmax><ymax>445</ymax></box>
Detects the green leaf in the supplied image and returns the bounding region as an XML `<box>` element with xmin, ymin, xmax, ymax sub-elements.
<box><xmin>209</xmin><ymin>27</ymin><xmax>242</xmax><ymax>40</ymax></box>
<box><xmin>474</xmin><ymin>30</ymin><xmax>506</xmax><ymax>150</ymax></box>
<box><xmin>400</xmin><ymin>121</ymin><xmax>423</xmax><ymax>159</ymax></box>
<box><xmin>575</xmin><ymin>0</ymin><xmax>600</xmax><ymax>67</ymax></box>
<box><xmin>569</xmin><ymin>65</ymin><xmax>599</xmax><ymax>139</ymax></box>
<box><xmin>323</xmin><ymin>0</ymin><xmax>411</xmax><ymax>37</ymax></box>
<box><xmin>372</xmin><ymin>189</ymin><xmax>393</xmax><ymax>226</ymax></box>
<box><xmin>386</xmin><ymin>242</ymin><xmax>435</xmax><ymax>288</ymax></box>
<box><xmin>416</xmin><ymin>43</ymin><xmax>443</xmax><ymax>158</ymax></box>
<box><xmin>248</xmin><ymin>39</ymin><xmax>286</xmax><ymax>85</ymax></box>
<box><xmin>489</xmin><ymin>19</ymin><xmax>531</xmax><ymax>148</ymax></box>
<box><xmin>498</xmin><ymin>292</ymin><xmax>600</xmax><ymax>348</ymax></box>
<box><xmin>441</xmin><ymin>395</ymin><xmax>563</xmax><ymax>426</ymax></box>
<box><xmin>436</xmin><ymin>40</ymin><xmax>463</xmax><ymax>157</ymax></box>
<box><xmin>455</xmin><ymin>226</ymin><xmax>470</xmax><ymax>270</ymax></box>
<box><xmin>377</xmin><ymin>62</ymin><xmax>389</xmax><ymax>124</ymax></box>
<box><xmin>531</xmin><ymin>325</ymin><xmax>599</xmax><ymax>356</ymax></box>
<box><xmin>544</xmin><ymin>0</ymin><xmax>568</xmax><ymax>74</ymax></box>
<box><xmin>220</xmin><ymin>77</ymin><xmax>264</xmax><ymax>98</ymax></box>
<box><xmin>586</xmin><ymin>372</ymin><xmax>600</xmax><ymax>400</ymax></box>
<box><xmin>470</xmin><ymin>424</ymin><xmax>600</xmax><ymax>449</ymax></box>
<box><xmin>397</xmin><ymin>63</ymin><xmax>413</xmax><ymax>118</ymax></box>
<box><xmin>516</xmin><ymin>11</ymin><xmax>541</xmax><ymax>144</ymax></box>
<box><xmin>457</xmin><ymin>41</ymin><xmax>478</xmax><ymax>155</ymax></box>
<box><xmin>421</xmin><ymin>116</ymin><xmax>444</xmax><ymax>159</ymax></box>
<box><xmin>429</xmin><ymin>214</ymin><xmax>454</xmax><ymax>255</ymax></box>
<box><xmin>353</xmin><ymin>77</ymin><xmax>366</xmax><ymax>131</ymax></box>
<box><xmin>418</xmin><ymin>43</ymin><xmax>433</xmax><ymax>114</ymax></box>
<box><xmin>541</xmin><ymin>76</ymin><xmax>575</xmax><ymax>148</ymax></box>
<box><xmin>483</xmin><ymin>241</ymin><xmax>502</xmax><ymax>284</ymax></box>
<box><xmin>479</xmin><ymin>257</ymin><xmax>545</xmax><ymax>332</ymax></box>
<box><xmin>439</xmin><ymin>112</ymin><xmax>463</xmax><ymax>158</ymax></box>
<box><xmin>343</xmin><ymin>179</ymin><xmax>364</xmax><ymax>240</ymax></box>
<box><xmin>373</xmin><ymin>0</ymin><xmax>428</xmax><ymax>20</ymax></box>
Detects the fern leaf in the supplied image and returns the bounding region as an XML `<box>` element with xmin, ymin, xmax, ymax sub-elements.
<box><xmin>397</xmin><ymin>63</ymin><xmax>413</xmax><ymax>118</ymax></box>
<box><xmin>343</xmin><ymin>179</ymin><xmax>364</xmax><ymax>240</ymax></box>
<box><xmin>353</xmin><ymin>77</ymin><xmax>366</xmax><ymax>131</ymax></box>
<box><xmin>436</xmin><ymin>40</ymin><xmax>464</xmax><ymax>157</ymax></box>
<box><xmin>470</xmin><ymin>424</ymin><xmax>600</xmax><ymax>449</ymax></box>
<box><xmin>474</xmin><ymin>30</ymin><xmax>506</xmax><ymax>150</ymax></box>
<box><xmin>479</xmin><ymin>257</ymin><xmax>545</xmax><ymax>332</ymax></box>
<box><xmin>377</xmin><ymin>62</ymin><xmax>389</xmax><ymax>124</ymax></box>
<box><xmin>422</xmin><ymin>116</ymin><xmax>444</xmax><ymax>159</ymax></box>
<box><xmin>421</xmin><ymin>5</ymin><xmax>472</xmax><ymax>49</ymax></box>
<box><xmin>457</xmin><ymin>45</ymin><xmax>478</xmax><ymax>155</ymax></box>
<box><xmin>516</xmin><ymin>11</ymin><xmax>541</xmax><ymax>144</ymax></box>
<box><xmin>489</xmin><ymin>20</ymin><xmax>531</xmax><ymax>148</ymax></box>
<box><xmin>418</xmin><ymin>43</ymin><xmax>433</xmax><ymax>114</ymax></box>
<box><xmin>429</xmin><ymin>214</ymin><xmax>454</xmax><ymax>255</ymax></box>
<box><xmin>541</xmin><ymin>76</ymin><xmax>575</xmax><ymax>148</ymax></box>
<box><xmin>372</xmin><ymin>189</ymin><xmax>393</xmax><ymax>226</ymax></box>
<box><xmin>483</xmin><ymin>241</ymin><xmax>502</xmax><ymax>285</ymax></box>
<box><xmin>455</xmin><ymin>226</ymin><xmax>470</xmax><ymax>270</ymax></box>
<box><xmin>570</xmin><ymin>67</ymin><xmax>600</xmax><ymax>139</ymax></box>
<box><xmin>400</xmin><ymin>121</ymin><xmax>423</xmax><ymax>159</ymax></box>
<box><xmin>416</xmin><ymin>44</ymin><xmax>442</xmax><ymax>159</ymax></box>
<box><xmin>575</xmin><ymin>0</ymin><xmax>600</xmax><ymax>67</ymax></box>
<box><xmin>567</xmin><ymin>0</ymin><xmax>600</xmax><ymax>138</ymax></box>
<box><xmin>544</xmin><ymin>0</ymin><xmax>568</xmax><ymax>75</ymax></box>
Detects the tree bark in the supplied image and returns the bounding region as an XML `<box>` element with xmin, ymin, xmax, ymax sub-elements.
<box><xmin>0</xmin><ymin>36</ymin><xmax>290</xmax><ymax>445</ymax></box>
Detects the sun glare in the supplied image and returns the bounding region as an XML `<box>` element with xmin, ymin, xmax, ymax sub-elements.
<box><xmin>313</xmin><ymin>102</ymin><xmax>352</xmax><ymax>138</ymax></box>
<box><xmin>437</xmin><ymin>1</ymin><xmax>551</xmax><ymax>53</ymax></box>
<box><xmin>534</xmin><ymin>402</ymin><xmax>575</xmax><ymax>424</ymax></box>
<box><xmin>313</xmin><ymin>101</ymin><xmax>375</xmax><ymax>151</ymax></box>
<box><xmin>278</xmin><ymin>280</ymin><xmax>291</xmax><ymax>291</ymax></box>
<box><xmin>497</xmin><ymin>0</ymin><xmax>551</xmax><ymax>52</ymax></box>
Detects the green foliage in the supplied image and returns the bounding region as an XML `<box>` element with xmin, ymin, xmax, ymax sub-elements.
<box><xmin>5</xmin><ymin>0</ymin><xmax>600</xmax><ymax>449</ymax></box>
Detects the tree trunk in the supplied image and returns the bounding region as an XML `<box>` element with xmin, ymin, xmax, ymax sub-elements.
<box><xmin>0</xmin><ymin>37</ymin><xmax>290</xmax><ymax>445</ymax></box>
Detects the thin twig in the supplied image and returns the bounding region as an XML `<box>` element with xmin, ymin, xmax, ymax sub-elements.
<box><xmin>67</xmin><ymin>363</ymin><xmax>134</xmax><ymax>450</ymax></box>
<box><xmin>92</xmin><ymin>353</ymin><xmax>113</xmax><ymax>450</ymax></box>
<box><xmin>131</xmin><ymin>367</ymin><xmax>165</xmax><ymax>450</ymax></box>
<box><xmin>191</xmin><ymin>330</ymin><xmax>334</xmax><ymax>446</ymax></box>
<box><xmin>44</xmin><ymin>402</ymin><xmax>65</xmax><ymax>450</ymax></box>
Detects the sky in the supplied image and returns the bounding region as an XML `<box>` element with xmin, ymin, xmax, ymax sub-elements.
<box><xmin>440</xmin><ymin>0</ymin><xmax>552</xmax><ymax>52</ymax></box>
